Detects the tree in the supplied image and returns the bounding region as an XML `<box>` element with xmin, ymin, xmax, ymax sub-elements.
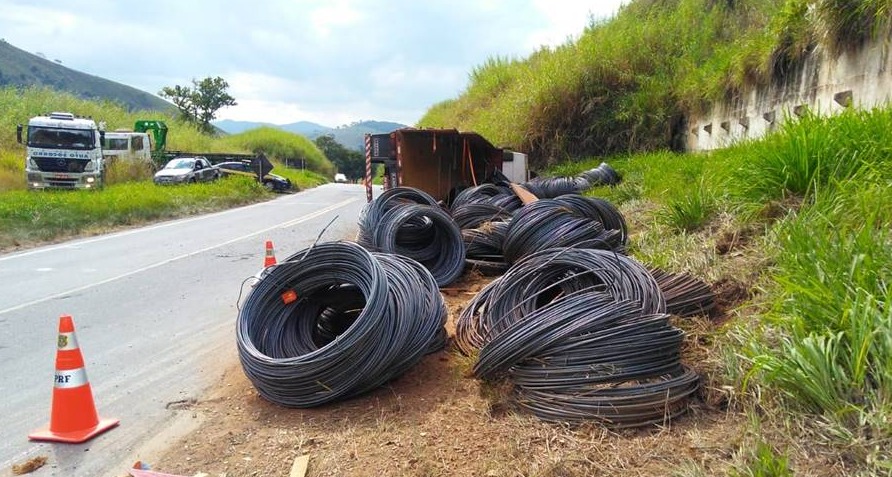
<box><xmin>314</xmin><ymin>135</ymin><xmax>365</xmax><ymax>180</ymax></box>
<box><xmin>160</xmin><ymin>76</ymin><xmax>236</xmax><ymax>134</ymax></box>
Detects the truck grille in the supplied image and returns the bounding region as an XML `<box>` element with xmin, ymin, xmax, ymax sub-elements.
<box><xmin>33</xmin><ymin>157</ymin><xmax>90</xmax><ymax>173</ymax></box>
<box><xmin>45</xmin><ymin>178</ymin><xmax>79</xmax><ymax>188</ymax></box>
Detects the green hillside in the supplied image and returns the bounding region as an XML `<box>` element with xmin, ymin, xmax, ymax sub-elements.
<box><xmin>0</xmin><ymin>40</ymin><xmax>173</xmax><ymax>112</ymax></box>
<box><xmin>419</xmin><ymin>0</ymin><xmax>891</xmax><ymax>168</ymax></box>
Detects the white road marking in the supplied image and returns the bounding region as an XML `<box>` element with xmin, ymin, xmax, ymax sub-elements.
<box><xmin>36</xmin><ymin>268</ymin><xmax>53</xmax><ymax>272</ymax></box>
<box><xmin>0</xmin><ymin>198</ymin><xmax>358</xmax><ymax>316</ymax></box>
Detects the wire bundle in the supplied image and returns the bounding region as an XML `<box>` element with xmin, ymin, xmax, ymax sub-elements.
<box><xmin>457</xmin><ymin>247</ymin><xmax>699</xmax><ymax>427</ymax></box>
<box><xmin>451</xmin><ymin>184</ymin><xmax>523</xmax><ymax>212</ymax></box>
<box><xmin>237</xmin><ymin>241</ymin><xmax>447</xmax><ymax>408</ymax></box>
<box><xmin>520</xmin><ymin>162</ymin><xmax>621</xmax><ymax>199</ymax></box>
<box><xmin>650</xmin><ymin>268</ymin><xmax>716</xmax><ymax>317</ymax></box>
<box><xmin>579</xmin><ymin>162</ymin><xmax>622</xmax><ymax>187</ymax></box>
<box><xmin>522</xmin><ymin>176</ymin><xmax>589</xmax><ymax>198</ymax></box>
<box><xmin>462</xmin><ymin>221</ymin><xmax>511</xmax><ymax>275</ymax></box>
<box><xmin>357</xmin><ymin>187</ymin><xmax>438</xmax><ymax>249</ymax></box>
<box><xmin>502</xmin><ymin>196</ymin><xmax>627</xmax><ymax>264</ymax></box>
<box><xmin>358</xmin><ymin>187</ymin><xmax>465</xmax><ymax>287</ymax></box>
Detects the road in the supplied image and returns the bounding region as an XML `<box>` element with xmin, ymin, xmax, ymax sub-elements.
<box><xmin>0</xmin><ymin>184</ymin><xmax>369</xmax><ymax>476</ymax></box>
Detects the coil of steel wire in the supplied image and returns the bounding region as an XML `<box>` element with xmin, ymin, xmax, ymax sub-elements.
<box><xmin>522</xmin><ymin>176</ymin><xmax>587</xmax><ymax>198</ymax></box>
<box><xmin>450</xmin><ymin>203</ymin><xmax>514</xmax><ymax>230</ymax></box>
<box><xmin>579</xmin><ymin>162</ymin><xmax>622</xmax><ymax>187</ymax></box>
<box><xmin>451</xmin><ymin>184</ymin><xmax>514</xmax><ymax>209</ymax></box>
<box><xmin>236</xmin><ymin>241</ymin><xmax>446</xmax><ymax>408</ymax></box>
<box><xmin>502</xmin><ymin>198</ymin><xmax>626</xmax><ymax>264</ymax></box>
<box><xmin>650</xmin><ymin>268</ymin><xmax>716</xmax><ymax>317</ymax></box>
<box><xmin>462</xmin><ymin>220</ymin><xmax>511</xmax><ymax>276</ymax></box>
<box><xmin>552</xmin><ymin>194</ymin><xmax>629</xmax><ymax>247</ymax></box>
<box><xmin>458</xmin><ymin>247</ymin><xmax>697</xmax><ymax>427</ymax></box>
<box><xmin>371</xmin><ymin>203</ymin><xmax>465</xmax><ymax>287</ymax></box>
<box><xmin>357</xmin><ymin>187</ymin><xmax>439</xmax><ymax>248</ymax></box>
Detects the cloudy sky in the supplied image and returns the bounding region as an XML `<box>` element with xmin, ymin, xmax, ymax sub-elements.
<box><xmin>1</xmin><ymin>0</ymin><xmax>625</xmax><ymax>127</ymax></box>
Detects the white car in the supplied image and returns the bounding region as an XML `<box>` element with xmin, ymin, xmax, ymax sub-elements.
<box><xmin>334</xmin><ymin>173</ymin><xmax>348</xmax><ymax>183</ymax></box>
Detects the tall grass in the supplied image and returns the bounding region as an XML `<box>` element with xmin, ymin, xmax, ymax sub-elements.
<box><xmin>419</xmin><ymin>0</ymin><xmax>888</xmax><ymax>168</ymax></box>
<box><xmin>0</xmin><ymin>178</ymin><xmax>268</xmax><ymax>249</ymax></box>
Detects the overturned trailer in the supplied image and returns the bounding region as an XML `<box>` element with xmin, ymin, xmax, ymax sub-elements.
<box><xmin>364</xmin><ymin>128</ymin><xmax>527</xmax><ymax>204</ymax></box>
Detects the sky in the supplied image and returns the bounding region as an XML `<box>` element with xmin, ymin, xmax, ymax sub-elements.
<box><xmin>0</xmin><ymin>0</ymin><xmax>626</xmax><ymax>127</ymax></box>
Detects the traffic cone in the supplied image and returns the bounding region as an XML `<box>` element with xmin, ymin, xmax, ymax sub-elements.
<box><xmin>29</xmin><ymin>315</ymin><xmax>119</xmax><ymax>443</ymax></box>
<box><xmin>264</xmin><ymin>240</ymin><xmax>277</xmax><ymax>267</ymax></box>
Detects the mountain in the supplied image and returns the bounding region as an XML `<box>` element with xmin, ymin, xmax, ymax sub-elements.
<box><xmin>279</xmin><ymin>121</ymin><xmax>332</xmax><ymax>137</ymax></box>
<box><xmin>213</xmin><ymin>119</ymin><xmax>408</xmax><ymax>150</ymax></box>
<box><xmin>0</xmin><ymin>40</ymin><xmax>173</xmax><ymax>112</ymax></box>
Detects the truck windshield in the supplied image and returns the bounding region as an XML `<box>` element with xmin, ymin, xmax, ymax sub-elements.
<box><xmin>103</xmin><ymin>138</ymin><xmax>129</xmax><ymax>150</ymax></box>
<box><xmin>28</xmin><ymin>126</ymin><xmax>96</xmax><ymax>150</ymax></box>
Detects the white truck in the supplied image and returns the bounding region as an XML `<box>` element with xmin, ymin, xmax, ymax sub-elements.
<box><xmin>17</xmin><ymin>112</ymin><xmax>106</xmax><ymax>189</ymax></box>
<box><xmin>101</xmin><ymin>130</ymin><xmax>153</xmax><ymax>166</ymax></box>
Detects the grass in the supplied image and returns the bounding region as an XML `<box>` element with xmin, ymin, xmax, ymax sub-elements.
<box><xmin>418</xmin><ymin>0</ymin><xmax>891</xmax><ymax>169</ymax></box>
<box><xmin>0</xmin><ymin>177</ymin><xmax>269</xmax><ymax>249</ymax></box>
<box><xmin>535</xmin><ymin>106</ymin><xmax>892</xmax><ymax>475</ymax></box>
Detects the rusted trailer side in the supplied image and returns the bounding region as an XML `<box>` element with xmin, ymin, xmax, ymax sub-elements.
<box><xmin>365</xmin><ymin>128</ymin><xmax>504</xmax><ymax>204</ymax></box>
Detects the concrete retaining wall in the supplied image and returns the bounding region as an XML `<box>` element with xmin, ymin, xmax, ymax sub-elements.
<box><xmin>686</xmin><ymin>33</ymin><xmax>892</xmax><ymax>151</ymax></box>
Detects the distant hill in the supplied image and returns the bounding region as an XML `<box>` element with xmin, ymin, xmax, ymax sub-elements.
<box><xmin>214</xmin><ymin>119</ymin><xmax>407</xmax><ymax>150</ymax></box>
<box><xmin>0</xmin><ymin>40</ymin><xmax>173</xmax><ymax>112</ymax></box>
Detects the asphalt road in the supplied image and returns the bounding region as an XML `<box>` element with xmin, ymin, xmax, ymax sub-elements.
<box><xmin>0</xmin><ymin>183</ymin><xmax>370</xmax><ymax>476</ymax></box>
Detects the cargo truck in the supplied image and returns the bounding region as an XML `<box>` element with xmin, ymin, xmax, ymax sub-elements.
<box><xmin>363</xmin><ymin>128</ymin><xmax>528</xmax><ymax>204</ymax></box>
<box><xmin>17</xmin><ymin>112</ymin><xmax>106</xmax><ymax>189</ymax></box>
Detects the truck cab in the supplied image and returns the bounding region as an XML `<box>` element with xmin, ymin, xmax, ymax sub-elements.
<box><xmin>18</xmin><ymin>112</ymin><xmax>105</xmax><ymax>190</ymax></box>
<box><xmin>102</xmin><ymin>130</ymin><xmax>153</xmax><ymax>165</ymax></box>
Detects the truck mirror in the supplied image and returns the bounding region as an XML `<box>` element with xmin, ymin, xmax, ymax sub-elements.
<box><xmin>16</xmin><ymin>124</ymin><xmax>22</xmax><ymax>144</ymax></box>
<box><xmin>99</xmin><ymin>131</ymin><xmax>105</xmax><ymax>147</ymax></box>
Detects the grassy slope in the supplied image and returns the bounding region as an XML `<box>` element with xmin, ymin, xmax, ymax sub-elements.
<box><xmin>419</xmin><ymin>0</ymin><xmax>891</xmax><ymax>168</ymax></box>
<box><xmin>0</xmin><ymin>40</ymin><xmax>173</xmax><ymax>112</ymax></box>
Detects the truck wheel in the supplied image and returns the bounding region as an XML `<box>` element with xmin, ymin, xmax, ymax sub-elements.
<box><xmin>263</xmin><ymin>181</ymin><xmax>275</xmax><ymax>191</ymax></box>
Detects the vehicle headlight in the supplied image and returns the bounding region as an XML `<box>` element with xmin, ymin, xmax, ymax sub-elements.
<box><xmin>26</xmin><ymin>156</ymin><xmax>37</xmax><ymax>169</ymax></box>
<box><xmin>86</xmin><ymin>177</ymin><xmax>95</xmax><ymax>183</ymax></box>
<box><xmin>84</xmin><ymin>161</ymin><xmax>95</xmax><ymax>172</ymax></box>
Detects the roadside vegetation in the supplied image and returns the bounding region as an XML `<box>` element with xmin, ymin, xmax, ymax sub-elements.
<box><xmin>419</xmin><ymin>0</ymin><xmax>892</xmax><ymax>167</ymax></box>
<box><xmin>542</xmin><ymin>106</ymin><xmax>892</xmax><ymax>475</ymax></box>
<box><xmin>0</xmin><ymin>86</ymin><xmax>333</xmax><ymax>249</ymax></box>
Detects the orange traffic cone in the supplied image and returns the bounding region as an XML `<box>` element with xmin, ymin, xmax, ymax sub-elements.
<box><xmin>29</xmin><ymin>315</ymin><xmax>119</xmax><ymax>443</ymax></box>
<box><xmin>264</xmin><ymin>240</ymin><xmax>277</xmax><ymax>267</ymax></box>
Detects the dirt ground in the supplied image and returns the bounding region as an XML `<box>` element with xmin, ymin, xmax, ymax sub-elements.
<box><xmin>145</xmin><ymin>270</ymin><xmax>766</xmax><ymax>477</ymax></box>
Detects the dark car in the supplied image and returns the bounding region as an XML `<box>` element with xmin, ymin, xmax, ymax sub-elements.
<box><xmin>153</xmin><ymin>157</ymin><xmax>220</xmax><ymax>185</ymax></box>
<box><xmin>216</xmin><ymin>161</ymin><xmax>292</xmax><ymax>192</ymax></box>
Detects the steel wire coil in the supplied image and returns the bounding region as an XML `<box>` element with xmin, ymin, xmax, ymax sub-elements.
<box><xmin>553</xmin><ymin>195</ymin><xmax>628</xmax><ymax>247</ymax></box>
<box><xmin>236</xmin><ymin>241</ymin><xmax>446</xmax><ymax>408</ymax></box>
<box><xmin>650</xmin><ymin>268</ymin><xmax>716</xmax><ymax>317</ymax></box>
<box><xmin>450</xmin><ymin>203</ymin><xmax>514</xmax><ymax>230</ymax></box>
<box><xmin>502</xmin><ymin>200</ymin><xmax>626</xmax><ymax>264</ymax></box>
<box><xmin>462</xmin><ymin>220</ymin><xmax>511</xmax><ymax>275</ymax></box>
<box><xmin>522</xmin><ymin>177</ymin><xmax>587</xmax><ymax>198</ymax></box>
<box><xmin>458</xmin><ymin>247</ymin><xmax>697</xmax><ymax>427</ymax></box>
<box><xmin>451</xmin><ymin>184</ymin><xmax>519</xmax><ymax>209</ymax></box>
<box><xmin>579</xmin><ymin>162</ymin><xmax>622</xmax><ymax>187</ymax></box>
<box><xmin>372</xmin><ymin>203</ymin><xmax>465</xmax><ymax>287</ymax></box>
<box><xmin>514</xmin><ymin>367</ymin><xmax>700</xmax><ymax>428</ymax></box>
<box><xmin>357</xmin><ymin>187</ymin><xmax>438</xmax><ymax>248</ymax></box>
